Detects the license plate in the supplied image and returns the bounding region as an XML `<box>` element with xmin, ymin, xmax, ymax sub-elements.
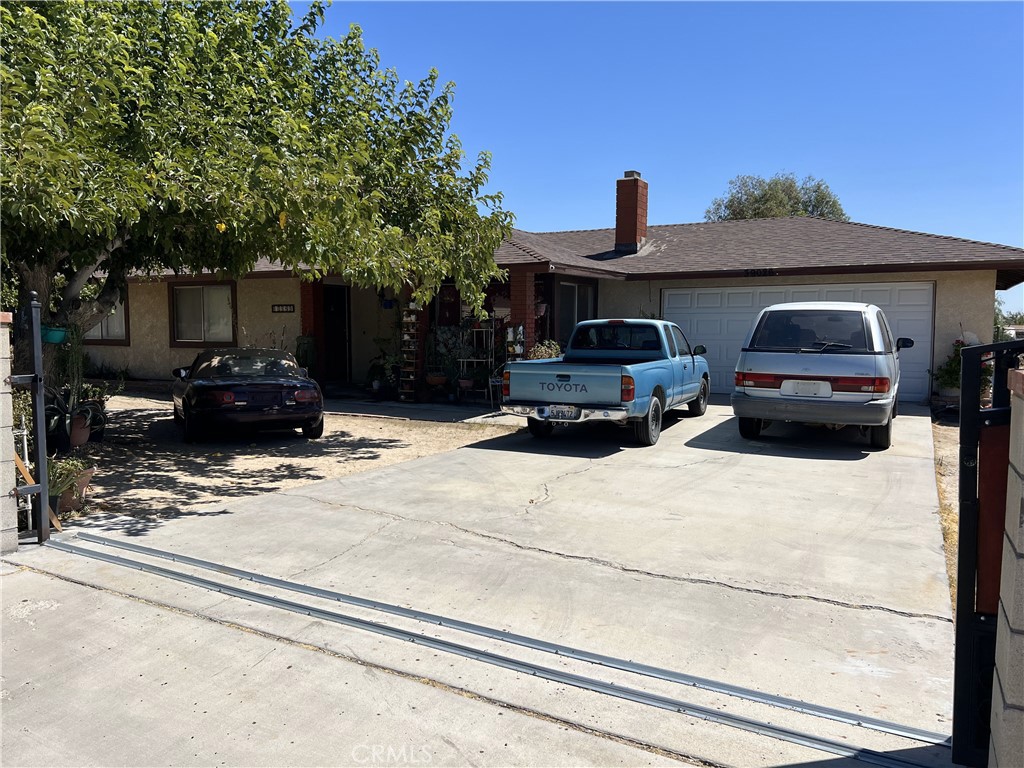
<box><xmin>790</xmin><ymin>380</ymin><xmax>825</xmax><ymax>397</ymax></box>
<box><xmin>548</xmin><ymin>405</ymin><xmax>579</xmax><ymax>420</ymax></box>
<box><xmin>250</xmin><ymin>391</ymin><xmax>281</xmax><ymax>405</ymax></box>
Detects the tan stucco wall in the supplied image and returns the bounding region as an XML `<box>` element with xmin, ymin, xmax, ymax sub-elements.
<box><xmin>236</xmin><ymin>277</ymin><xmax>302</xmax><ymax>352</ymax></box>
<box><xmin>598</xmin><ymin>270</ymin><xmax>997</xmax><ymax>373</ymax></box>
<box><xmin>86</xmin><ymin>277</ymin><xmax>302</xmax><ymax>380</ymax></box>
<box><xmin>350</xmin><ymin>286</ymin><xmax>399</xmax><ymax>384</ymax></box>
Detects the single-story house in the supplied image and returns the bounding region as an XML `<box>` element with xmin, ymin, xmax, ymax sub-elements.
<box><xmin>85</xmin><ymin>171</ymin><xmax>1024</xmax><ymax>403</ymax></box>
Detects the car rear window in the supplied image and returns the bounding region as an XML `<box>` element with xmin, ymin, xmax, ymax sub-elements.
<box><xmin>193</xmin><ymin>352</ymin><xmax>301</xmax><ymax>377</ymax></box>
<box><xmin>750</xmin><ymin>310</ymin><xmax>871</xmax><ymax>352</ymax></box>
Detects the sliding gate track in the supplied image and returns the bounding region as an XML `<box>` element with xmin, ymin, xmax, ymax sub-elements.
<box><xmin>48</xmin><ymin>535</ymin><xmax>949</xmax><ymax>768</ymax></box>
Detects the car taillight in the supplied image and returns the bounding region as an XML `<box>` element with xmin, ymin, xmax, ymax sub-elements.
<box><xmin>294</xmin><ymin>389</ymin><xmax>319</xmax><ymax>403</ymax></box>
<box><xmin>621</xmin><ymin>375</ymin><xmax>635</xmax><ymax>402</ymax></box>
<box><xmin>735</xmin><ymin>372</ymin><xmax>891</xmax><ymax>394</ymax></box>
<box><xmin>502</xmin><ymin>371</ymin><xmax>510</xmax><ymax>398</ymax></box>
<box><xmin>832</xmin><ymin>377</ymin><xmax>890</xmax><ymax>393</ymax></box>
<box><xmin>735</xmin><ymin>372</ymin><xmax>782</xmax><ymax>388</ymax></box>
<box><xmin>211</xmin><ymin>391</ymin><xmax>235</xmax><ymax>405</ymax></box>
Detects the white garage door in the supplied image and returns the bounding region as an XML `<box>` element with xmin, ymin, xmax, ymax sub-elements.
<box><xmin>662</xmin><ymin>282</ymin><xmax>935</xmax><ymax>402</ymax></box>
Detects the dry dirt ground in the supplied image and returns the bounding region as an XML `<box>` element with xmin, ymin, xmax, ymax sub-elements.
<box><xmin>71</xmin><ymin>393</ymin><xmax>519</xmax><ymax>521</ymax></box>
<box><xmin>931</xmin><ymin>410</ymin><xmax>961</xmax><ymax>611</ymax></box>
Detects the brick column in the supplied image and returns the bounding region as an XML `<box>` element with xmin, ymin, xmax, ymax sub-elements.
<box><xmin>1</xmin><ymin>312</ymin><xmax>17</xmax><ymax>554</ymax></box>
<box><xmin>509</xmin><ymin>267</ymin><xmax>538</xmax><ymax>354</ymax></box>
<box><xmin>991</xmin><ymin>367</ymin><xmax>1024</xmax><ymax>766</ymax></box>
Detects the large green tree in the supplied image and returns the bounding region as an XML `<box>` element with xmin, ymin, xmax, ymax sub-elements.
<box><xmin>1</xmin><ymin>0</ymin><xmax>512</xmax><ymax>342</ymax></box>
<box><xmin>705</xmin><ymin>172</ymin><xmax>849</xmax><ymax>222</ymax></box>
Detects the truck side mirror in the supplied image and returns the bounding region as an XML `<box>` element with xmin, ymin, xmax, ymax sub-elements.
<box><xmin>692</xmin><ymin>345</ymin><xmax>707</xmax><ymax>356</ymax></box>
<box><xmin>896</xmin><ymin>338</ymin><xmax>914</xmax><ymax>350</ymax></box>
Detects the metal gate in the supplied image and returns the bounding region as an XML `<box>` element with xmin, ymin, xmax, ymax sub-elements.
<box><xmin>951</xmin><ymin>338</ymin><xmax>1024</xmax><ymax>766</ymax></box>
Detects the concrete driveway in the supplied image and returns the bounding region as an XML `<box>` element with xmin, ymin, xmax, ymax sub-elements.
<box><xmin>2</xmin><ymin>399</ymin><xmax>954</xmax><ymax>767</ymax></box>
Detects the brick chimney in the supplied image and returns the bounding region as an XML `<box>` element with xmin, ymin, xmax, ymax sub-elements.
<box><xmin>615</xmin><ymin>170</ymin><xmax>648</xmax><ymax>254</ymax></box>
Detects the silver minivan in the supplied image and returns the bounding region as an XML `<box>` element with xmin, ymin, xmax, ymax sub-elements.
<box><xmin>731</xmin><ymin>301</ymin><xmax>914</xmax><ymax>449</ymax></box>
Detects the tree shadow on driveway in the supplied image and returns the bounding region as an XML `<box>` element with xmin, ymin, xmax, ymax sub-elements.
<box><xmin>76</xmin><ymin>407</ymin><xmax>413</xmax><ymax>534</ymax></box>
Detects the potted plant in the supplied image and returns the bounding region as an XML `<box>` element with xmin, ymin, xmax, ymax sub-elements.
<box><xmin>44</xmin><ymin>386</ymin><xmax>107</xmax><ymax>452</ymax></box>
<box><xmin>47</xmin><ymin>455</ymin><xmax>95</xmax><ymax>517</ymax></box>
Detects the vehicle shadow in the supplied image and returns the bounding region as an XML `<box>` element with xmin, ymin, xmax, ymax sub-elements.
<box><xmin>685</xmin><ymin>417</ymin><xmax>874</xmax><ymax>460</ymax></box>
<box><xmin>74</xmin><ymin>407</ymin><xmax>414</xmax><ymax>532</ymax></box>
<box><xmin>469</xmin><ymin>415</ymin><xmax>688</xmax><ymax>459</ymax></box>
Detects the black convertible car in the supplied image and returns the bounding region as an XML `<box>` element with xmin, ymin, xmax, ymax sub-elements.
<box><xmin>171</xmin><ymin>348</ymin><xmax>324</xmax><ymax>442</ymax></box>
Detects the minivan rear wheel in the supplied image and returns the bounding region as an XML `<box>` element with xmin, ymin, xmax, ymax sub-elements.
<box><xmin>869</xmin><ymin>416</ymin><xmax>892</xmax><ymax>449</ymax></box>
<box><xmin>738</xmin><ymin>417</ymin><xmax>763</xmax><ymax>439</ymax></box>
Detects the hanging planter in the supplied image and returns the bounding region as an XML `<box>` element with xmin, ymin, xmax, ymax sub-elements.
<box><xmin>40</xmin><ymin>325</ymin><xmax>68</xmax><ymax>344</ymax></box>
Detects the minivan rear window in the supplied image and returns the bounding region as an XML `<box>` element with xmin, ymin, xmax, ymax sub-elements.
<box><xmin>749</xmin><ymin>310</ymin><xmax>871</xmax><ymax>352</ymax></box>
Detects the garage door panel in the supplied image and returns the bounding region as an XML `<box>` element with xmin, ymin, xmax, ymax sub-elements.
<box><xmin>756</xmin><ymin>289</ymin><xmax>787</xmax><ymax>306</ymax></box>
<box><xmin>790</xmin><ymin>288</ymin><xmax>826</xmax><ymax>303</ymax></box>
<box><xmin>695</xmin><ymin>292</ymin><xmax>723</xmax><ymax>308</ymax></box>
<box><xmin>663</xmin><ymin>281</ymin><xmax>934</xmax><ymax>402</ymax></box>
<box><xmin>823</xmin><ymin>289</ymin><xmax>857</xmax><ymax>302</ymax></box>
<box><xmin>665</xmin><ymin>292</ymin><xmax>692</xmax><ymax>310</ymax></box>
<box><xmin>726</xmin><ymin>291</ymin><xmax>755</xmax><ymax>308</ymax></box>
<box><xmin>891</xmin><ymin>317</ymin><xmax>930</xmax><ymax>338</ymax></box>
<box><xmin>894</xmin><ymin>286</ymin><xmax>933</xmax><ymax>306</ymax></box>
<box><xmin>695</xmin><ymin>318</ymin><xmax>722</xmax><ymax>337</ymax></box>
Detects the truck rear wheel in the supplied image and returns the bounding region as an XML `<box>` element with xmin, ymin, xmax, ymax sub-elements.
<box><xmin>634</xmin><ymin>397</ymin><xmax>662</xmax><ymax>446</ymax></box>
<box><xmin>528</xmin><ymin>420</ymin><xmax>553</xmax><ymax>438</ymax></box>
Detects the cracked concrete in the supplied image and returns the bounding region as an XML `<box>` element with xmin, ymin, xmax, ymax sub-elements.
<box><xmin>281</xmin><ymin>489</ymin><xmax>952</xmax><ymax>623</ymax></box>
<box><xmin>2</xmin><ymin>402</ymin><xmax>955</xmax><ymax>767</ymax></box>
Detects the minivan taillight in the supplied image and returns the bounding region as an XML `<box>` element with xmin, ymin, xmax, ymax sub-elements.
<box><xmin>621</xmin><ymin>375</ymin><xmax>635</xmax><ymax>402</ymax></box>
<box><xmin>735</xmin><ymin>372</ymin><xmax>781</xmax><ymax>388</ymax></box>
<box><xmin>832</xmin><ymin>377</ymin><xmax>890</xmax><ymax>394</ymax></box>
<box><xmin>735</xmin><ymin>372</ymin><xmax>891</xmax><ymax>394</ymax></box>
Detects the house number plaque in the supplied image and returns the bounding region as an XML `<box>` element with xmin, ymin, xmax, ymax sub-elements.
<box><xmin>271</xmin><ymin>304</ymin><xmax>296</xmax><ymax>313</ymax></box>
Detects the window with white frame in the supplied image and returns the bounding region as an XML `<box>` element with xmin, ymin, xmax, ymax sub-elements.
<box><xmin>83</xmin><ymin>300</ymin><xmax>127</xmax><ymax>342</ymax></box>
<box><xmin>172</xmin><ymin>284</ymin><xmax>234</xmax><ymax>344</ymax></box>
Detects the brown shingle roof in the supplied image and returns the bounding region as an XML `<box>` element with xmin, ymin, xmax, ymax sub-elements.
<box><xmin>496</xmin><ymin>216</ymin><xmax>1024</xmax><ymax>289</ymax></box>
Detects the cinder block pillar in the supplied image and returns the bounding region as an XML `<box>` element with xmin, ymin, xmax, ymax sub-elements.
<box><xmin>1</xmin><ymin>312</ymin><xmax>17</xmax><ymax>554</ymax></box>
<box><xmin>990</xmin><ymin>367</ymin><xmax>1024</xmax><ymax>766</ymax></box>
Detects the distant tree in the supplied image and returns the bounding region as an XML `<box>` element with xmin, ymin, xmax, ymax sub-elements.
<box><xmin>995</xmin><ymin>294</ymin><xmax>1024</xmax><ymax>339</ymax></box>
<box><xmin>705</xmin><ymin>173</ymin><xmax>849</xmax><ymax>222</ymax></box>
<box><xmin>1</xmin><ymin>0</ymin><xmax>512</xmax><ymax>361</ymax></box>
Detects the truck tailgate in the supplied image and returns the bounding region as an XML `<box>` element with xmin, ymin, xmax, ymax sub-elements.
<box><xmin>507</xmin><ymin>362</ymin><xmax>623</xmax><ymax>405</ymax></box>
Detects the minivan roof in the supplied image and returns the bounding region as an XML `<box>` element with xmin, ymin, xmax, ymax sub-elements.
<box><xmin>760</xmin><ymin>301</ymin><xmax>875</xmax><ymax>313</ymax></box>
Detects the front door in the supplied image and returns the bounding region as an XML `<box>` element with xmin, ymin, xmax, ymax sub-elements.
<box><xmin>323</xmin><ymin>285</ymin><xmax>350</xmax><ymax>382</ymax></box>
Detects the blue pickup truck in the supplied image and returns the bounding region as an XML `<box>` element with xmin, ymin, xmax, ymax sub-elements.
<box><xmin>500</xmin><ymin>319</ymin><xmax>710</xmax><ymax>445</ymax></box>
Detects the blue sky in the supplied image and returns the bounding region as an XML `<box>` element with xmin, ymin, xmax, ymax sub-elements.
<box><xmin>314</xmin><ymin>1</ymin><xmax>1024</xmax><ymax>311</ymax></box>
